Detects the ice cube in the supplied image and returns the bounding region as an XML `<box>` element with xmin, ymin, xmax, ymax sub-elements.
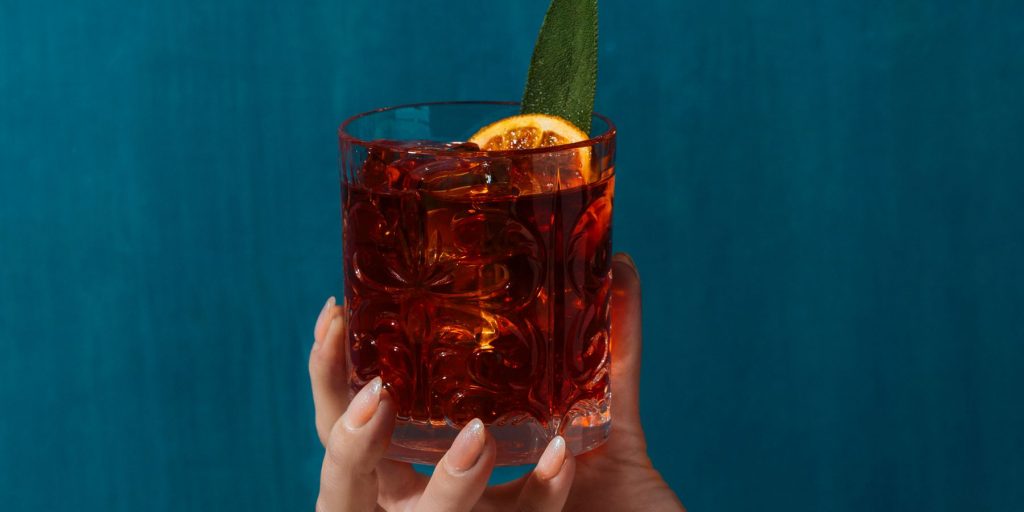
<box><xmin>406</xmin><ymin>158</ymin><xmax>488</xmax><ymax>192</ymax></box>
<box><xmin>441</xmin><ymin>141</ymin><xmax>482</xmax><ymax>152</ymax></box>
<box><xmin>520</xmin><ymin>153</ymin><xmax>587</xmax><ymax>193</ymax></box>
<box><xmin>360</xmin><ymin>140</ymin><xmax>481</xmax><ymax>190</ymax></box>
<box><xmin>403</xmin><ymin>156</ymin><xmax>525</xmax><ymax>199</ymax></box>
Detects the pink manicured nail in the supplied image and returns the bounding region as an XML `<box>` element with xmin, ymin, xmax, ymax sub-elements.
<box><xmin>535</xmin><ymin>436</ymin><xmax>567</xmax><ymax>480</ymax></box>
<box><xmin>342</xmin><ymin>376</ymin><xmax>382</xmax><ymax>429</ymax></box>
<box><xmin>445</xmin><ymin>419</ymin><xmax>486</xmax><ymax>473</ymax></box>
<box><xmin>313</xmin><ymin>296</ymin><xmax>336</xmax><ymax>345</ymax></box>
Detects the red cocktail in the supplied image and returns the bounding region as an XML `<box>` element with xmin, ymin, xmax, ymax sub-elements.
<box><xmin>339</xmin><ymin>102</ymin><xmax>615</xmax><ymax>465</ymax></box>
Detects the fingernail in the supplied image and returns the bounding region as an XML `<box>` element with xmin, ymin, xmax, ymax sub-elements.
<box><xmin>445</xmin><ymin>419</ymin><xmax>486</xmax><ymax>473</ymax></box>
<box><xmin>342</xmin><ymin>376</ymin><xmax>382</xmax><ymax>429</ymax></box>
<box><xmin>324</xmin><ymin>314</ymin><xmax>343</xmax><ymax>349</ymax></box>
<box><xmin>613</xmin><ymin>253</ymin><xmax>639</xmax><ymax>279</ymax></box>
<box><xmin>315</xmin><ymin>315</ymin><xmax>342</xmax><ymax>355</ymax></box>
<box><xmin>313</xmin><ymin>296</ymin><xmax>336</xmax><ymax>347</ymax></box>
<box><xmin>535</xmin><ymin>436</ymin><xmax>567</xmax><ymax>480</ymax></box>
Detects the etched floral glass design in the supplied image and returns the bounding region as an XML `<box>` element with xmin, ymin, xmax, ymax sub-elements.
<box><xmin>339</xmin><ymin>102</ymin><xmax>615</xmax><ymax>465</ymax></box>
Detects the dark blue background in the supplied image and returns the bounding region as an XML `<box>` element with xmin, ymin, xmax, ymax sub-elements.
<box><xmin>2</xmin><ymin>0</ymin><xmax>1023</xmax><ymax>510</ymax></box>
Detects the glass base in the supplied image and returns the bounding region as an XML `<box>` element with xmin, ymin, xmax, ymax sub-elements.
<box><xmin>385</xmin><ymin>397</ymin><xmax>611</xmax><ymax>466</ymax></box>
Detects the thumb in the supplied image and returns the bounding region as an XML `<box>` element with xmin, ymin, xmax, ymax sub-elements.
<box><xmin>610</xmin><ymin>252</ymin><xmax>644</xmax><ymax>437</ymax></box>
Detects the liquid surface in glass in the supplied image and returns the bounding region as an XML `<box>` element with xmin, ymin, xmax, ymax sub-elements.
<box><xmin>343</xmin><ymin>140</ymin><xmax>612</xmax><ymax>459</ymax></box>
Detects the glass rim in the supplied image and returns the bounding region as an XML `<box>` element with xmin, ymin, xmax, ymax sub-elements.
<box><xmin>338</xmin><ymin>100</ymin><xmax>616</xmax><ymax>157</ymax></box>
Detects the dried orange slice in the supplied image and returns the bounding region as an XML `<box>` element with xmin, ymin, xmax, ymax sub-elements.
<box><xmin>469</xmin><ymin>113</ymin><xmax>592</xmax><ymax>182</ymax></box>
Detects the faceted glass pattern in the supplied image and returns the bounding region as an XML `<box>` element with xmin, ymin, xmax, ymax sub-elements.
<box><xmin>339</xmin><ymin>102</ymin><xmax>616</xmax><ymax>465</ymax></box>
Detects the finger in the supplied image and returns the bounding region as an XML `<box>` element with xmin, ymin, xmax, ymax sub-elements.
<box><xmin>479</xmin><ymin>476</ymin><xmax>529</xmax><ymax>508</ymax></box>
<box><xmin>611</xmin><ymin>253</ymin><xmax>644</xmax><ymax>429</ymax></box>
<box><xmin>311</xmin><ymin>298</ymin><xmax>431</xmax><ymax>510</ymax></box>
<box><xmin>414</xmin><ymin>419</ymin><xmax>495</xmax><ymax>512</ymax></box>
<box><xmin>514</xmin><ymin>436</ymin><xmax>576</xmax><ymax>512</ymax></box>
<box><xmin>317</xmin><ymin>377</ymin><xmax>396</xmax><ymax>512</ymax></box>
<box><xmin>310</xmin><ymin>304</ymin><xmax>349</xmax><ymax>446</ymax></box>
<box><xmin>375</xmin><ymin>459</ymin><xmax>429</xmax><ymax>511</ymax></box>
<box><xmin>313</xmin><ymin>296</ymin><xmax>336</xmax><ymax>343</ymax></box>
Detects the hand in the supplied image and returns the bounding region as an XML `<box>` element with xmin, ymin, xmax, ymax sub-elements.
<box><xmin>308</xmin><ymin>252</ymin><xmax>685</xmax><ymax>511</ymax></box>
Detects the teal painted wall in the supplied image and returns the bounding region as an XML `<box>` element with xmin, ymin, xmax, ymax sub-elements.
<box><xmin>2</xmin><ymin>0</ymin><xmax>1023</xmax><ymax>510</ymax></box>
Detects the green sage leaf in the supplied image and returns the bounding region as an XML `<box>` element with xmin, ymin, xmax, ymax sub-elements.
<box><xmin>521</xmin><ymin>0</ymin><xmax>598</xmax><ymax>133</ymax></box>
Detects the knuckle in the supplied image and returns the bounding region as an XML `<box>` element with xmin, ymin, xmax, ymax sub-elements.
<box><xmin>308</xmin><ymin>351</ymin><xmax>323</xmax><ymax>374</ymax></box>
<box><xmin>320</xmin><ymin>453</ymin><xmax>344</xmax><ymax>488</ymax></box>
<box><xmin>309</xmin><ymin>348</ymin><xmax>333</xmax><ymax>377</ymax></box>
<box><xmin>325</xmin><ymin>434</ymin><xmax>351</xmax><ymax>468</ymax></box>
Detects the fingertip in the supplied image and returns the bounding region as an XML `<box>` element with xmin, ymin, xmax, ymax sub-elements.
<box><xmin>323</xmin><ymin>377</ymin><xmax>398</xmax><ymax>471</ymax></box>
<box><xmin>313</xmin><ymin>296</ymin><xmax>336</xmax><ymax>343</ymax></box>
<box><xmin>375</xmin><ymin>384</ymin><xmax>400</xmax><ymax>424</ymax></box>
<box><xmin>612</xmin><ymin>252</ymin><xmax>640</xmax><ymax>294</ymax></box>
<box><xmin>417</xmin><ymin>420</ymin><xmax>494</xmax><ymax>511</ymax></box>
<box><xmin>324</xmin><ymin>314</ymin><xmax>344</xmax><ymax>348</ymax></box>
<box><xmin>329</xmin><ymin>302</ymin><xmax>344</xmax><ymax>320</ymax></box>
<box><xmin>612</xmin><ymin>252</ymin><xmax>638</xmax><ymax>275</ymax></box>
<box><xmin>444</xmin><ymin>419</ymin><xmax>488</xmax><ymax>474</ymax></box>
<box><xmin>481</xmin><ymin>428</ymin><xmax>497</xmax><ymax>466</ymax></box>
<box><xmin>534</xmin><ymin>436</ymin><xmax>567</xmax><ymax>481</ymax></box>
<box><xmin>341</xmin><ymin>376</ymin><xmax>382</xmax><ymax>430</ymax></box>
<box><xmin>311</xmin><ymin>314</ymin><xmax>344</xmax><ymax>373</ymax></box>
<box><xmin>514</xmin><ymin>437</ymin><xmax>575</xmax><ymax>510</ymax></box>
<box><xmin>310</xmin><ymin>316</ymin><xmax>336</xmax><ymax>369</ymax></box>
<box><xmin>309</xmin><ymin>313</ymin><xmax>348</xmax><ymax>428</ymax></box>
<box><xmin>472</xmin><ymin>431</ymin><xmax>498</xmax><ymax>482</ymax></box>
<box><xmin>610</xmin><ymin>251</ymin><xmax>642</xmax><ymax>350</ymax></box>
<box><xmin>365</xmin><ymin>381</ymin><xmax>400</xmax><ymax>450</ymax></box>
